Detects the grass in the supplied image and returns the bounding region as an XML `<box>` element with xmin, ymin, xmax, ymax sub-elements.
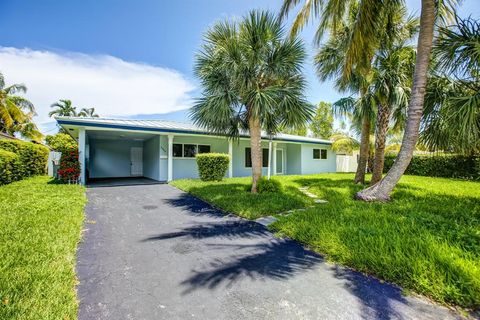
<box><xmin>171</xmin><ymin>177</ymin><xmax>313</xmax><ymax>219</ymax></box>
<box><xmin>0</xmin><ymin>176</ymin><xmax>86</xmax><ymax>320</ymax></box>
<box><xmin>171</xmin><ymin>173</ymin><xmax>480</xmax><ymax>309</ymax></box>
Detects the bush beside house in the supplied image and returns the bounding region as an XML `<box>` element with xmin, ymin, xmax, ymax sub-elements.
<box><xmin>0</xmin><ymin>140</ymin><xmax>49</xmax><ymax>185</ymax></box>
<box><xmin>384</xmin><ymin>154</ymin><xmax>480</xmax><ymax>180</ymax></box>
<box><xmin>196</xmin><ymin>153</ymin><xmax>229</xmax><ymax>181</ymax></box>
<box><xmin>57</xmin><ymin>149</ymin><xmax>80</xmax><ymax>183</ymax></box>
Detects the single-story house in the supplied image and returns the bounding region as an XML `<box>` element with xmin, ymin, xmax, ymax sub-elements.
<box><xmin>56</xmin><ymin>117</ymin><xmax>337</xmax><ymax>184</ymax></box>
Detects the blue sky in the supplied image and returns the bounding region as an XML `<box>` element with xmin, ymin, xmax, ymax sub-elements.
<box><xmin>0</xmin><ymin>0</ymin><xmax>478</xmax><ymax>133</ymax></box>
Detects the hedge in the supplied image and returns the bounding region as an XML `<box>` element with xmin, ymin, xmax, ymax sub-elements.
<box><xmin>0</xmin><ymin>140</ymin><xmax>49</xmax><ymax>185</ymax></box>
<box><xmin>196</xmin><ymin>153</ymin><xmax>229</xmax><ymax>181</ymax></box>
<box><xmin>0</xmin><ymin>149</ymin><xmax>21</xmax><ymax>185</ymax></box>
<box><xmin>383</xmin><ymin>154</ymin><xmax>480</xmax><ymax>180</ymax></box>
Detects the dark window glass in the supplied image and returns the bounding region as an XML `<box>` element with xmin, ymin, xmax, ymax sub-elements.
<box><xmin>245</xmin><ymin>148</ymin><xmax>252</xmax><ymax>167</ymax></box>
<box><xmin>184</xmin><ymin>144</ymin><xmax>197</xmax><ymax>157</ymax></box>
<box><xmin>262</xmin><ymin>148</ymin><xmax>269</xmax><ymax>167</ymax></box>
<box><xmin>313</xmin><ymin>149</ymin><xmax>320</xmax><ymax>159</ymax></box>
<box><xmin>245</xmin><ymin>147</ymin><xmax>269</xmax><ymax>167</ymax></box>
<box><xmin>198</xmin><ymin>145</ymin><xmax>211</xmax><ymax>154</ymax></box>
<box><xmin>173</xmin><ymin>144</ymin><xmax>183</xmax><ymax>157</ymax></box>
<box><xmin>321</xmin><ymin>149</ymin><xmax>327</xmax><ymax>159</ymax></box>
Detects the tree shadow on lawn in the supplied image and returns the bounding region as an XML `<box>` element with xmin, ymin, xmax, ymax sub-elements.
<box><xmin>170</xmin><ymin>183</ymin><xmax>311</xmax><ymax>219</ymax></box>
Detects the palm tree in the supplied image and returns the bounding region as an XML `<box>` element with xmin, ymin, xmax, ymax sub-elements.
<box><xmin>48</xmin><ymin>99</ymin><xmax>77</xmax><ymax>117</ymax></box>
<box><xmin>331</xmin><ymin>133</ymin><xmax>360</xmax><ymax>155</ymax></box>
<box><xmin>281</xmin><ymin>0</ymin><xmax>457</xmax><ymax>201</ymax></box>
<box><xmin>191</xmin><ymin>10</ymin><xmax>314</xmax><ymax>193</ymax></box>
<box><xmin>368</xmin><ymin>44</ymin><xmax>416</xmax><ymax>184</ymax></box>
<box><xmin>78</xmin><ymin>107</ymin><xmax>99</xmax><ymax>117</ymax></box>
<box><xmin>421</xmin><ymin>16</ymin><xmax>480</xmax><ymax>154</ymax></box>
<box><xmin>0</xmin><ymin>72</ymin><xmax>42</xmax><ymax>140</ymax></box>
<box><xmin>312</xmin><ymin>4</ymin><xmax>373</xmax><ymax>184</ymax></box>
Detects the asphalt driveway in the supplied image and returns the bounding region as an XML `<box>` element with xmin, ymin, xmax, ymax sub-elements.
<box><xmin>77</xmin><ymin>183</ymin><xmax>462</xmax><ymax>320</ymax></box>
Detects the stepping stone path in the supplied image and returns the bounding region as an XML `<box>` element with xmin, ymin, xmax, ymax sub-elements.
<box><xmin>298</xmin><ymin>186</ymin><xmax>328</xmax><ymax>204</ymax></box>
<box><xmin>256</xmin><ymin>186</ymin><xmax>330</xmax><ymax>227</ymax></box>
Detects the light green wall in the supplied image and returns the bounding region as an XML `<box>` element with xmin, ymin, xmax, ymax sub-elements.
<box><xmin>300</xmin><ymin>144</ymin><xmax>336</xmax><ymax>174</ymax></box>
<box><xmin>143</xmin><ymin>136</ymin><xmax>160</xmax><ymax>180</ymax></box>
<box><xmin>170</xmin><ymin>135</ymin><xmax>229</xmax><ymax>180</ymax></box>
<box><xmin>89</xmin><ymin>139</ymin><xmax>142</xmax><ymax>178</ymax></box>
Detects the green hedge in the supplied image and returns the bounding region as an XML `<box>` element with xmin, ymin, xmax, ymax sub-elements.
<box><xmin>384</xmin><ymin>154</ymin><xmax>480</xmax><ymax>180</ymax></box>
<box><xmin>0</xmin><ymin>140</ymin><xmax>49</xmax><ymax>184</ymax></box>
<box><xmin>196</xmin><ymin>153</ymin><xmax>229</xmax><ymax>181</ymax></box>
<box><xmin>0</xmin><ymin>149</ymin><xmax>22</xmax><ymax>185</ymax></box>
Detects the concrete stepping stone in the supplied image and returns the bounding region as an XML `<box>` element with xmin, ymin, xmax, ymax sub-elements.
<box><xmin>255</xmin><ymin>216</ymin><xmax>278</xmax><ymax>226</ymax></box>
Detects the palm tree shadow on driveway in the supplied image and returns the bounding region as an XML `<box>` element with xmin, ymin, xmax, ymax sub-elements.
<box><xmin>135</xmin><ymin>191</ymin><xmax>452</xmax><ymax>320</ymax></box>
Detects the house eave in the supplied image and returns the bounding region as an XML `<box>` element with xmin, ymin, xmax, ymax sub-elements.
<box><xmin>56</xmin><ymin>118</ymin><xmax>332</xmax><ymax>146</ymax></box>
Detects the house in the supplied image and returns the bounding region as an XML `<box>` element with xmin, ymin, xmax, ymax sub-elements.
<box><xmin>56</xmin><ymin>117</ymin><xmax>337</xmax><ymax>184</ymax></box>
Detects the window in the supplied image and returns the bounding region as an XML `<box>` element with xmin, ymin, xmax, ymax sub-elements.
<box><xmin>198</xmin><ymin>145</ymin><xmax>211</xmax><ymax>154</ymax></box>
<box><xmin>313</xmin><ymin>148</ymin><xmax>327</xmax><ymax>160</ymax></box>
<box><xmin>183</xmin><ymin>144</ymin><xmax>197</xmax><ymax>157</ymax></box>
<box><xmin>173</xmin><ymin>143</ymin><xmax>211</xmax><ymax>158</ymax></box>
<box><xmin>245</xmin><ymin>147</ymin><xmax>269</xmax><ymax>167</ymax></box>
<box><xmin>173</xmin><ymin>144</ymin><xmax>183</xmax><ymax>157</ymax></box>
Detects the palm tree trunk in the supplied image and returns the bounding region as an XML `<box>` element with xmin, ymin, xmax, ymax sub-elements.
<box><xmin>355</xmin><ymin>0</ymin><xmax>435</xmax><ymax>201</ymax></box>
<box><xmin>249</xmin><ymin>115</ymin><xmax>263</xmax><ymax>193</ymax></box>
<box><xmin>354</xmin><ymin>116</ymin><xmax>371</xmax><ymax>184</ymax></box>
<box><xmin>370</xmin><ymin>104</ymin><xmax>391</xmax><ymax>185</ymax></box>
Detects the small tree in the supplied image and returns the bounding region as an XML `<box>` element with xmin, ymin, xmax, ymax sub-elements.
<box><xmin>45</xmin><ymin>133</ymin><xmax>77</xmax><ymax>152</ymax></box>
<box><xmin>309</xmin><ymin>101</ymin><xmax>334</xmax><ymax>139</ymax></box>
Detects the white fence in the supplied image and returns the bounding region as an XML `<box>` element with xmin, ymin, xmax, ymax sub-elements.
<box><xmin>336</xmin><ymin>152</ymin><xmax>359</xmax><ymax>173</ymax></box>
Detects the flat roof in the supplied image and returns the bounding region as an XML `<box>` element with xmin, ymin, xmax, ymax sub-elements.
<box><xmin>56</xmin><ymin>116</ymin><xmax>332</xmax><ymax>145</ymax></box>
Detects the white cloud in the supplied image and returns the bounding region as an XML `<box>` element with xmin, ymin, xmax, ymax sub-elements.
<box><xmin>0</xmin><ymin>47</ymin><xmax>195</xmax><ymax>131</ymax></box>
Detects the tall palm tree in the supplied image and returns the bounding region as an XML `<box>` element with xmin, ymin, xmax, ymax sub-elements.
<box><xmin>48</xmin><ymin>99</ymin><xmax>77</xmax><ymax>117</ymax></box>
<box><xmin>313</xmin><ymin>3</ymin><xmax>373</xmax><ymax>184</ymax></box>
<box><xmin>78</xmin><ymin>107</ymin><xmax>99</xmax><ymax>117</ymax></box>
<box><xmin>421</xmin><ymin>16</ymin><xmax>480</xmax><ymax>154</ymax></box>
<box><xmin>369</xmin><ymin>44</ymin><xmax>416</xmax><ymax>184</ymax></box>
<box><xmin>281</xmin><ymin>0</ymin><xmax>457</xmax><ymax>201</ymax></box>
<box><xmin>0</xmin><ymin>72</ymin><xmax>42</xmax><ymax>140</ymax></box>
<box><xmin>191</xmin><ymin>10</ymin><xmax>314</xmax><ymax>193</ymax></box>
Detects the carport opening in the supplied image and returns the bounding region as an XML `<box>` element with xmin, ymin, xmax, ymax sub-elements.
<box><xmin>85</xmin><ymin>130</ymin><xmax>165</xmax><ymax>186</ymax></box>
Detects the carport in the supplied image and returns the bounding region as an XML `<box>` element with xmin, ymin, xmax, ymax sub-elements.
<box><xmin>82</xmin><ymin>129</ymin><xmax>164</xmax><ymax>184</ymax></box>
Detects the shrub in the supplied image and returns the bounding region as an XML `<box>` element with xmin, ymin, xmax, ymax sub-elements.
<box><xmin>58</xmin><ymin>149</ymin><xmax>80</xmax><ymax>182</ymax></box>
<box><xmin>257</xmin><ymin>177</ymin><xmax>283</xmax><ymax>193</ymax></box>
<box><xmin>196</xmin><ymin>153</ymin><xmax>229</xmax><ymax>181</ymax></box>
<box><xmin>45</xmin><ymin>133</ymin><xmax>77</xmax><ymax>152</ymax></box>
<box><xmin>0</xmin><ymin>149</ymin><xmax>21</xmax><ymax>185</ymax></box>
<box><xmin>383</xmin><ymin>154</ymin><xmax>480</xmax><ymax>180</ymax></box>
<box><xmin>0</xmin><ymin>140</ymin><xmax>49</xmax><ymax>177</ymax></box>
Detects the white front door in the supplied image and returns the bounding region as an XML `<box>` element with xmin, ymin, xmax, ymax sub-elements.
<box><xmin>276</xmin><ymin>149</ymin><xmax>284</xmax><ymax>174</ymax></box>
<box><xmin>130</xmin><ymin>147</ymin><xmax>143</xmax><ymax>176</ymax></box>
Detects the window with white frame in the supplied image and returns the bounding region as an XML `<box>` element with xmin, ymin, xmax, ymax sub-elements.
<box><xmin>245</xmin><ymin>147</ymin><xmax>269</xmax><ymax>167</ymax></box>
<box><xmin>313</xmin><ymin>148</ymin><xmax>327</xmax><ymax>160</ymax></box>
<box><xmin>172</xmin><ymin>143</ymin><xmax>211</xmax><ymax>158</ymax></box>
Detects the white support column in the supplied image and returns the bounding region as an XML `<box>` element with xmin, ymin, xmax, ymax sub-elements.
<box><xmin>228</xmin><ymin>140</ymin><xmax>233</xmax><ymax>178</ymax></box>
<box><xmin>267</xmin><ymin>140</ymin><xmax>272</xmax><ymax>179</ymax></box>
<box><xmin>78</xmin><ymin>127</ymin><xmax>86</xmax><ymax>185</ymax></box>
<box><xmin>167</xmin><ymin>134</ymin><xmax>174</xmax><ymax>182</ymax></box>
<box><xmin>272</xmin><ymin>142</ymin><xmax>277</xmax><ymax>176</ymax></box>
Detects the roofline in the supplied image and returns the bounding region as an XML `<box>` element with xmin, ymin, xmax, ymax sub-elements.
<box><xmin>56</xmin><ymin>118</ymin><xmax>332</xmax><ymax>146</ymax></box>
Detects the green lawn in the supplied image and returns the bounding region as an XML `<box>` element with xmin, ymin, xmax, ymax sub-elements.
<box><xmin>0</xmin><ymin>176</ymin><xmax>86</xmax><ymax>320</ymax></box>
<box><xmin>171</xmin><ymin>173</ymin><xmax>480</xmax><ymax>309</ymax></box>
